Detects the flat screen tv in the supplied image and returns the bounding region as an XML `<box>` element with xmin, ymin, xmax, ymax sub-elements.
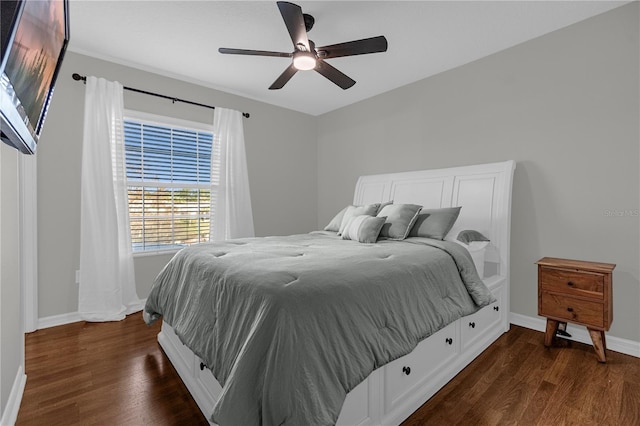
<box><xmin>0</xmin><ymin>0</ymin><xmax>69</xmax><ymax>154</ymax></box>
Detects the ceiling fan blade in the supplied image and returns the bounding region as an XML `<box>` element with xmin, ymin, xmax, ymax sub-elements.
<box><xmin>219</xmin><ymin>48</ymin><xmax>292</xmax><ymax>58</ymax></box>
<box><xmin>277</xmin><ymin>1</ymin><xmax>310</xmax><ymax>51</ymax></box>
<box><xmin>317</xmin><ymin>36</ymin><xmax>388</xmax><ymax>59</ymax></box>
<box><xmin>269</xmin><ymin>64</ymin><xmax>298</xmax><ymax>90</ymax></box>
<box><xmin>314</xmin><ymin>60</ymin><xmax>355</xmax><ymax>90</ymax></box>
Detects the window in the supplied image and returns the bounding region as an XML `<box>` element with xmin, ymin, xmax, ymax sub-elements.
<box><xmin>124</xmin><ymin>112</ymin><xmax>214</xmax><ymax>252</ymax></box>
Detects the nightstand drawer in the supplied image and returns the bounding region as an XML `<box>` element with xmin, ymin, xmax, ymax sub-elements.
<box><xmin>540</xmin><ymin>267</ymin><xmax>604</xmax><ymax>298</ymax></box>
<box><xmin>539</xmin><ymin>292</ymin><xmax>604</xmax><ymax>328</ymax></box>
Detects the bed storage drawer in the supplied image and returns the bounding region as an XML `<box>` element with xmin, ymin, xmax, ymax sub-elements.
<box><xmin>383</xmin><ymin>321</ymin><xmax>458</xmax><ymax>414</ymax></box>
<box><xmin>161</xmin><ymin>324</ymin><xmax>195</xmax><ymax>376</ymax></box>
<box><xmin>195</xmin><ymin>356</ymin><xmax>223</xmax><ymax>403</ymax></box>
<box><xmin>461</xmin><ymin>285</ymin><xmax>504</xmax><ymax>352</ymax></box>
<box><xmin>337</xmin><ymin>375</ymin><xmax>377</xmax><ymax>426</ymax></box>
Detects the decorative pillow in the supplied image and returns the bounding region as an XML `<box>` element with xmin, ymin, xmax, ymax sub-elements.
<box><xmin>341</xmin><ymin>215</ymin><xmax>387</xmax><ymax>243</ymax></box>
<box><xmin>408</xmin><ymin>206</ymin><xmax>462</xmax><ymax>240</ymax></box>
<box><xmin>337</xmin><ymin>204</ymin><xmax>380</xmax><ymax>235</ymax></box>
<box><xmin>324</xmin><ymin>206</ymin><xmax>348</xmax><ymax>232</ymax></box>
<box><xmin>457</xmin><ymin>230</ymin><xmax>489</xmax><ymax>244</ymax></box>
<box><xmin>376</xmin><ymin>203</ymin><xmax>422</xmax><ymax>240</ymax></box>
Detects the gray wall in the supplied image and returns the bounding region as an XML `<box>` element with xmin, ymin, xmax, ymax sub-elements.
<box><xmin>0</xmin><ymin>143</ymin><xmax>23</xmax><ymax>416</ymax></box>
<box><xmin>317</xmin><ymin>3</ymin><xmax>639</xmax><ymax>342</ymax></box>
<box><xmin>37</xmin><ymin>51</ymin><xmax>318</xmax><ymax>317</ymax></box>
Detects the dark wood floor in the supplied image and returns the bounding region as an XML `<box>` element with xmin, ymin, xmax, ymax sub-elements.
<box><xmin>16</xmin><ymin>314</ymin><xmax>640</xmax><ymax>425</ymax></box>
<box><xmin>403</xmin><ymin>326</ymin><xmax>640</xmax><ymax>426</ymax></box>
<box><xmin>17</xmin><ymin>315</ymin><xmax>207</xmax><ymax>425</ymax></box>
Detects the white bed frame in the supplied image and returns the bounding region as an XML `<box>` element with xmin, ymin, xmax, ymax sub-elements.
<box><xmin>157</xmin><ymin>160</ymin><xmax>516</xmax><ymax>425</ymax></box>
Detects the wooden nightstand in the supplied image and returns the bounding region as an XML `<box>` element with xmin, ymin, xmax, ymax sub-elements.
<box><xmin>537</xmin><ymin>257</ymin><xmax>616</xmax><ymax>362</ymax></box>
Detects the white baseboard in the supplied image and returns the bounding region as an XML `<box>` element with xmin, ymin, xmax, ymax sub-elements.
<box><xmin>0</xmin><ymin>366</ymin><xmax>26</xmax><ymax>426</ymax></box>
<box><xmin>36</xmin><ymin>300</ymin><xmax>146</xmax><ymax>330</ymax></box>
<box><xmin>37</xmin><ymin>311</ymin><xmax>82</xmax><ymax>330</ymax></box>
<box><xmin>510</xmin><ymin>313</ymin><xmax>640</xmax><ymax>359</ymax></box>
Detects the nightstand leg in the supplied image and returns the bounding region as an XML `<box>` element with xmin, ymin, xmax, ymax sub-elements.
<box><xmin>588</xmin><ymin>328</ymin><xmax>607</xmax><ymax>363</ymax></box>
<box><xmin>544</xmin><ymin>319</ymin><xmax>559</xmax><ymax>347</ymax></box>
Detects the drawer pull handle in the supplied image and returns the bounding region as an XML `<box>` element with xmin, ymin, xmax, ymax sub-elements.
<box><xmin>402</xmin><ymin>366</ymin><xmax>411</xmax><ymax>375</ymax></box>
<box><xmin>445</xmin><ymin>337</ymin><xmax>453</xmax><ymax>345</ymax></box>
<box><xmin>200</xmin><ymin>362</ymin><xmax>206</xmax><ymax>371</ymax></box>
<box><xmin>493</xmin><ymin>306</ymin><xmax>499</xmax><ymax>312</ymax></box>
<box><xmin>567</xmin><ymin>281</ymin><xmax>574</xmax><ymax>287</ymax></box>
<box><xmin>469</xmin><ymin>322</ymin><xmax>476</xmax><ymax>328</ymax></box>
<box><xmin>567</xmin><ymin>307</ymin><xmax>574</xmax><ymax>312</ymax></box>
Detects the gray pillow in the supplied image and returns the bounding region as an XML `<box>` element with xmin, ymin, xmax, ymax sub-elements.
<box><xmin>324</xmin><ymin>206</ymin><xmax>348</xmax><ymax>232</ymax></box>
<box><xmin>376</xmin><ymin>200</ymin><xmax>393</xmax><ymax>214</ymax></box>
<box><xmin>457</xmin><ymin>230</ymin><xmax>489</xmax><ymax>244</ymax></box>
<box><xmin>377</xmin><ymin>203</ymin><xmax>422</xmax><ymax>240</ymax></box>
<box><xmin>341</xmin><ymin>215</ymin><xmax>387</xmax><ymax>243</ymax></box>
<box><xmin>338</xmin><ymin>204</ymin><xmax>380</xmax><ymax>235</ymax></box>
<box><xmin>409</xmin><ymin>206</ymin><xmax>462</xmax><ymax>240</ymax></box>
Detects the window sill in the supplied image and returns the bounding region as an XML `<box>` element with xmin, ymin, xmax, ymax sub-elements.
<box><xmin>132</xmin><ymin>248</ymin><xmax>181</xmax><ymax>258</ymax></box>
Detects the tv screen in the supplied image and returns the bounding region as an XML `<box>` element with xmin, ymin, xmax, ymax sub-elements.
<box><xmin>0</xmin><ymin>0</ymin><xmax>69</xmax><ymax>154</ymax></box>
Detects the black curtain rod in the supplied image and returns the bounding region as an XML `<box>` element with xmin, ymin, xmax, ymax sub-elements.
<box><xmin>72</xmin><ymin>73</ymin><xmax>250</xmax><ymax>118</ymax></box>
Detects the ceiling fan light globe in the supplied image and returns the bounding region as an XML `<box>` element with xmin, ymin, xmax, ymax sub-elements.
<box><xmin>293</xmin><ymin>52</ymin><xmax>317</xmax><ymax>70</ymax></box>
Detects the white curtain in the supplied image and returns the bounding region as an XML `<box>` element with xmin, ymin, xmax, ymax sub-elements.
<box><xmin>211</xmin><ymin>107</ymin><xmax>255</xmax><ymax>240</ymax></box>
<box><xmin>79</xmin><ymin>77</ymin><xmax>142</xmax><ymax>321</ymax></box>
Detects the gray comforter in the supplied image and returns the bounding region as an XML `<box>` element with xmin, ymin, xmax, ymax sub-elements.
<box><xmin>143</xmin><ymin>231</ymin><xmax>494</xmax><ymax>426</ymax></box>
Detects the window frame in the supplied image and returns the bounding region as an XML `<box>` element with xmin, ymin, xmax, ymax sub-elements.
<box><xmin>123</xmin><ymin>110</ymin><xmax>215</xmax><ymax>257</ymax></box>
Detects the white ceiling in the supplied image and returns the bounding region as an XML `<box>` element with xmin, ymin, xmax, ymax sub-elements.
<box><xmin>68</xmin><ymin>1</ymin><xmax>627</xmax><ymax>116</ymax></box>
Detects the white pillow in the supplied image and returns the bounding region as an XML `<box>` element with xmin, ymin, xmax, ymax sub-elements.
<box><xmin>455</xmin><ymin>240</ymin><xmax>489</xmax><ymax>278</ymax></box>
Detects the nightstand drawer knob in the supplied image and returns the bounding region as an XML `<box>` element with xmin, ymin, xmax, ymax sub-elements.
<box><xmin>402</xmin><ymin>366</ymin><xmax>411</xmax><ymax>375</ymax></box>
<box><xmin>469</xmin><ymin>322</ymin><xmax>476</xmax><ymax>328</ymax></box>
<box><xmin>493</xmin><ymin>306</ymin><xmax>499</xmax><ymax>312</ymax></box>
<box><xmin>445</xmin><ymin>337</ymin><xmax>453</xmax><ymax>345</ymax></box>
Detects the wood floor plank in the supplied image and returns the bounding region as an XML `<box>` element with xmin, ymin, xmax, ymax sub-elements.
<box><xmin>619</xmin><ymin>380</ymin><xmax>640</xmax><ymax>425</ymax></box>
<box><xmin>17</xmin><ymin>316</ymin><xmax>640</xmax><ymax>425</ymax></box>
<box><xmin>533</xmin><ymin>376</ymin><xmax>577</xmax><ymax>426</ymax></box>
<box><xmin>517</xmin><ymin>380</ymin><xmax>556</xmax><ymax>426</ymax></box>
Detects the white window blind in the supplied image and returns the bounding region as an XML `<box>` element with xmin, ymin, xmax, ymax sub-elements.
<box><xmin>124</xmin><ymin>115</ymin><xmax>213</xmax><ymax>252</ymax></box>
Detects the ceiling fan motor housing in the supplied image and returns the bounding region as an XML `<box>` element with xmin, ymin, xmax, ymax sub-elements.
<box><xmin>303</xmin><ymin>13</ymin><xmax>315</xmax><ymax>32</ymax></box>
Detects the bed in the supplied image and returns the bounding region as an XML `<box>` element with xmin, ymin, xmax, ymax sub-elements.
<box><xmin>144</xmin><ymin>160</ymin><xmax>516</xmax><ymax>425</ymax></box>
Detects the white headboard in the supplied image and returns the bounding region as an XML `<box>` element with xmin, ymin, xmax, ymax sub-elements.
<box><xmin>353</xmin><ymin>160</ymin><xmax>516</xmax><ymax>278</ymax></box>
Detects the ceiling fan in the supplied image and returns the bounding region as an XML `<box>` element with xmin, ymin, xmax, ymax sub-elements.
<box><xmin>218</xmin><ymin>1</ymin><xmax>388</xmax><ymax>90</ymax></box>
